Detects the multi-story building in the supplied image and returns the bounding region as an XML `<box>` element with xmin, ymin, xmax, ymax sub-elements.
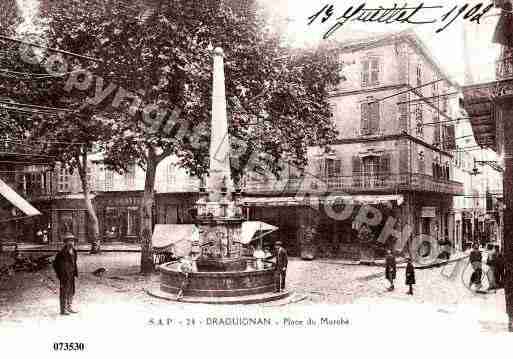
<box><xmin>0</xmin><ymin>135</ymin><xmax>53</xmax><ymax>243</ymax></box>
<box><xmin>453</xmin><ymin>117</ymin><xmax>503</xmax><ymax>251</ymax></box>
<box><xmin>44</xmin><ymin>155</ymin><xmax>200</xmax><ymax>244</ymax></box>
<box><xmin>243</xmin><ymin>30</ymin><xmax>464</xmax><ymax>259</ymax></box>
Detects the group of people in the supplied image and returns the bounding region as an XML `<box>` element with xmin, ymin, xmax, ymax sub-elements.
<box><xmin>384</xmin><ymin>250</ymin><xmax>416</xmax><ymax>295</ymax></box>
<box><xmin>469</xmin><ymin>244</ymin><xmax>505</xmax><ymax>291</ymax></box>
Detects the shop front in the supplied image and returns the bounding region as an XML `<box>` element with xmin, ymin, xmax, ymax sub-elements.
<box><xmin>0</xmin><ymin>177</ymin><xmax>42</xmax><ymax>245</ymax></box>
<box><xmin>95</xmin><ymin>192</ymin><xmax>143</xmax><ymax>243</ymax></box>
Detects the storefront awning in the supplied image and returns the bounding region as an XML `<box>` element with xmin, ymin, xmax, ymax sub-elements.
<box><xmin>242</xmin><ymin>194</ymin><xmax>404</xmax><ymax>207</ymax></box>
<box><xmin>0</xmin><ymin>178</ymin><xmax>41</xmax><ymax>218</ymax></box>
<box><xmin>152</xmin><ymin>224</ymin><xmax>197</xmax><ymax>257</ymax></box>
<box><xmin>238</xmin><ymin>221</ymin><xmax>278</xmax><ymax>245</ymax></box>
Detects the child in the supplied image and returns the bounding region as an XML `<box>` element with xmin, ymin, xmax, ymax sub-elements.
<box><xmin>385</xmin><ymin>250</ymin><xmax>396</xmax><ymax>291</ymax></box>
<box><xmin>405</xmin><ymin>258</ymin><xmax>416</xmax><ymax>295</ymax></box>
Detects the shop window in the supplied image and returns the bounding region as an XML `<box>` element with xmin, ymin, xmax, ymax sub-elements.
<box><xmin>59</xmin><ymin>211</ymin><xmax>74</xmax><ymax>236</ymax></box>
<box><xmin>421</xmin><ymin>217</ymin><xmax>431</xmax><ymax>235</ymax></box>
<box><xmin>126</xmin><ymin>207</ymin><xmax>139</xmax><ymax>237</ymax></box>
<box><xmin>104</xmin><ymin>207</ymin><xmax>119</xmax><ymax>239</ymax></box>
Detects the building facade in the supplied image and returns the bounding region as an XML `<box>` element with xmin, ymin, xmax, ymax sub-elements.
<box><xmin>242</xmin><ymin>31</ymin><xmax>464</xmax><ymax>259</ymax></box>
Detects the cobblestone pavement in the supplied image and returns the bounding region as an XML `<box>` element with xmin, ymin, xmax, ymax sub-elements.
<box><xmin>0</xmin><ymin>252</ymin><xmax>508</xmax><ymax>332</ymax></box>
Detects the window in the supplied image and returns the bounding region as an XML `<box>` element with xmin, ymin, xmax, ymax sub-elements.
<box><xmin>87</xmin><ymin>166</ymin><xmax>94</xmax><ymax>190</ymax></box>
<box><xmin>24</xmin><ymin>172</ymin><xmax>44</xmax><ymax>196</ymax></box>
<box><xmin>57</xmin><ymin>167</ymin><xmax>71</xmax><ymax>192</ymax></box>
<box><xmin>416</xmin><ymin>64</ymin><xmax>422</xmax><ymax>87</ymax></box>
<box><xmin>125</xmin><ymin>164</ymin><xmax>136</xmax><ymax>189</ymax></box>
<box><xmin>361</xmin><ymin>98</ymin><xmax>379</xmax><ymax>135</ymax></box>
<box><xmin>105</xmin><ymin>169</ymin><xmax>114</xmax><ymax>191</ymax></box>
<box><xmin>362</xmin><ymin>156</ymin><xmax>379</xmax><ymax>187</ymax></box>
<box><xmin>167</xmin><ymin>162</ymin><xmax>176</xmax><ymax>185</ymax></box>
<box><xmin>362</xmin><ymin>57</ymin><xmax>380</xmax><ymax>87</ymax></box>
<box><xmin>418</xmin><ymin>151</ymin><xmax>425</xmax><ymax>174</ymax></box>
<box><xmin>325</xmin><ymin>158</ymin><xmax>341</xmax><ymax>177</ymax></box>
<box><xmin>415</xmin><ymin>104</ymin><xmax>423</xmax><ymax>136</ymax></box>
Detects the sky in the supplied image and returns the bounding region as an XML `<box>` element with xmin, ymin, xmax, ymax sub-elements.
<box><xmin>15</xmin><ymin>0</ymin><xmax>502</xmax><ymax>85</ymax></box>
<box><xmin>261</xmin><ymin>0</ymin><xmax>502</xmax><ymax>85</ymax></box>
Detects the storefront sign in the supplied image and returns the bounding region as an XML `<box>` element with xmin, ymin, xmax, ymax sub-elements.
<box><xmin>421</xmin><ymin>206</ymin><xmax>436</xmax><ymax>218</ymax></box>
<box><xmin>21</xmin><ymin>165</ymin><xmax>52</xmax><ymax>173</ymax></box>
<box><xmin>100</xmin><ymin>196</ymin><xmax>141</xmax><ymax>207</ymax></box>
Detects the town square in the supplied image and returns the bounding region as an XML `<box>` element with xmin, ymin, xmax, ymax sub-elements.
<box><xmin>1</xmin><ymin>0</ymin><xmax>513</xmax><ymax>352</ymax></box>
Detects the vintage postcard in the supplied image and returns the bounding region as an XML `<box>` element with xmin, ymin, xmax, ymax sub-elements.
<box><xmin>1</xmin><ymin>0</ymin><xmax>511</xmax><ymax>356</ymax></box>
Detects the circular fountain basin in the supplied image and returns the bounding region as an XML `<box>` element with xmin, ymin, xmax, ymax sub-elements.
<box><xmin>152</xmin><ymin>259</ymin><xmax>290</xmax><ymax>304</ymax></box>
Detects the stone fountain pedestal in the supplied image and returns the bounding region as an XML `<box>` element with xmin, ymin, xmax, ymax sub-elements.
<box><xmin>147</xmin><ymin>47</ymin><xmax>291</xmax><ymax>304</ymax></box>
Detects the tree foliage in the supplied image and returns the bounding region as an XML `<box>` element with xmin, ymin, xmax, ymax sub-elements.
<box><xmin>38</xmin><ymin>0</ymin><xmax>340</xmax><ymax>178</ymax></box>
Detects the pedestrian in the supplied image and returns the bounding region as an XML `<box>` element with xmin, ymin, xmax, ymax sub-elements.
<box><xmin>273</xmin><ymin>241</ymin><xmax>288</xmax><ymax>292</ymax></box>
<box><xmin>495</xmin><ymin>245</ymin><xmax>505</xmax><ymax>288</ymax></box>
<box><xmin>52</xmin><ymin>233</ymin><xmax>78</xmax><ymax>315</ymax></box>
<box><xmin>486</xmin><ymin>245</ymin><xmax>498</xmax><ymax>291</ymax></box>
<box><xmin>385</xmin><ymin>249</ymin><xmax>396</xmax><ymax>291</ymax></box>
<box><xmin>469</xmin><ymin>244</ymin><xmax>483</xmax><ymax>291</ymax></box>
<box><xmin>405</xmin><ymin>257</ymin><xmax>415</xmax><ymax>295</ymax></box>
<box><xmin>176</xmin><ymin>255</ymin><xmax>194</xmax><ymax>301</ymax></box>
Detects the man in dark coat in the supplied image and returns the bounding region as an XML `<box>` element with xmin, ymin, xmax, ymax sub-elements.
<box><xmin>405</xmin><ymin>257</ymin><xmax>416</xmax><ymax>295</ymax></box>
<box><xmin>53</xmin><ymin>234</ymin><xmax>78</xmax><ymax>315</ymax></box>
<box><xmin>495</xmin><ymin>245</ymin><xmax>505</xmax><ymax>288</ymax></box>
<box><xmin>273</xmin><ymin>241</ymin><xmax>288</xmax><ymax>292</ymax></box>
<box><xmin>385</xmin><ymin>249</ymin><xmax>396</xmax><ymax>291</ymax></box>
<box><xmin>469</xmin><ymin>244</ymin><xmax>483</xmax><ymax>290</ymax></box>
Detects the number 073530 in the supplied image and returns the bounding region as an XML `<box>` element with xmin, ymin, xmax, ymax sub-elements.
<box><xmin>53</xmin><ymin>342</ymin><xmax>85</xmax><ymax>351</ymax></box>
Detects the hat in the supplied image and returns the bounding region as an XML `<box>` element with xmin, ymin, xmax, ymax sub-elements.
<box><xmin>62</xmin><ymin>232</ymin><xmax>76</xmax><ymax>242</ymax></box>
<box><xmin>275</xmin><ymin>241</ymin><xmax>282</xmax><ymax>246</ymax></box>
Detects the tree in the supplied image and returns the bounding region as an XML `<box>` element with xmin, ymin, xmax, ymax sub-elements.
<box><xmin>38</xmin><ymin>0</ymin><xmax>341</xmax><ymax>273</ymax></box>
<box><xmin>0</xmin><ymin>10</ymin><xmax>112</xmax><ymax>248</ymax></box>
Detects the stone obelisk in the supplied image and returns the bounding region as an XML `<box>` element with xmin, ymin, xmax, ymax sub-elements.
<box><xmin>207</xmin><ymin>47</ymin><xmax>234</xmax><ymax>204</ymax></box>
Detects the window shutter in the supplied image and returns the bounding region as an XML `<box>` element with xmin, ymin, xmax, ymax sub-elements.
<box><xmin>352</xmin><ymin>156</ymin><xmax>361</xmax><ymax>186</ymax></box>
<box><xmin>444</xmin><ymin>125</ymin><xmax>456</xmax><ymax>150</ymax></box>
<box><xmin>334</xmin><ymin>159</ymin><xmax>342</xmax><ymax>176</ymax></box>
<box><xmin>371</xmin><ymin>58</ymin><xmax>379</xmax><ymax>84</ymax></box>
<box><xmin>361</xmin><ymin>102</ymin><xmax>369</xmax><ymax>132</ymax></box>
<box><xmin>370</xmin><ymin>101</ymin><xmax>379</xmax><ymax>133</ymax></box>
<box><xmin>380</xmin><ymin>154</ymin><xmax>391</xmax><ymax>178</ymax></box>
<box><xmin>361</xmin><ymin>60</ymin><xmax>369</xmax><ymax>87</ymax></box>
<box><xmin>315</xmin><ymin>159</ymin><xmax>326</xmax><ymax>177</ymax></box>
<box><xmin>418</xmin><ymin>154</ymin><xmax>425</xmax><ymax>174</ymax></box>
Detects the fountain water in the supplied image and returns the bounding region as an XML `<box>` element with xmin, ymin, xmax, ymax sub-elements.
<box><xmin>150</xmin><ymin>48</ymin><xmax>289</xmax><ymax>304</ymax></box>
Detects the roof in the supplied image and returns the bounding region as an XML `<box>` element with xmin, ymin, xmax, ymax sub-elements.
<box><xmin>333</xmin><ymin>29</ymin><xmax>459</xmax><ymax>88</ymax></box>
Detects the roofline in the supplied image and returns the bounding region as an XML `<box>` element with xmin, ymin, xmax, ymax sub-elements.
<box><xmin>334</xmin><ymin>29</ymin><xmax>459</xmax><ymax>89</ymax></box>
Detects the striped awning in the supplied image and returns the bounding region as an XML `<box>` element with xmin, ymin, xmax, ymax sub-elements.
<box><xmin>242</xmin><ymin>194</ymin><xmax>404</xmax><ymax>207</ymax></box>
<box><xmin>0</xmin><ymin>178</ymin><xmax>41</xmax><ymax>217</ymax></box>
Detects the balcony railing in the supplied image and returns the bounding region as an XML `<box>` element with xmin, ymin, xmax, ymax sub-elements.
<box><xmin>0</xmin><ymin>139</ymin><xmax>47</xmax><ymax>158</ymax></box>
<box><xmin>243</xmin><ymin>173</ymin><xmax>464</xmax><ymax>196</ymax></box>
<box><xmin>496</xmin><ymin>49</ymin><xmax>513</xmax><ymax>81</ymax></box>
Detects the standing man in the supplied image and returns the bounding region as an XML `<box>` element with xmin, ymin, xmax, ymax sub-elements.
<box><xmin>469</xmin><ymin>243</ymin><xmax>483</xmax><ymax>291</ymax></box>
<box><xmin>385</xmin><ymin>249</ymin><xmax>396</xmax><ymax>291</ymax></box>
<box><xmin>273</xmin><ymin>241</ymin><xmax>288</xmax><ymax>292</ymax></box>
<box><xmin>53</xmin><ymin>233</ymin><xmax>79</xmax><ymax>315</ymax></box>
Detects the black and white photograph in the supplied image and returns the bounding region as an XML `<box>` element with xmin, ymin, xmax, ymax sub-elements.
<box><xmin>0</xmin><ymin>0</ymin><xmax>512</xmax><ymax>356</ymax></box>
